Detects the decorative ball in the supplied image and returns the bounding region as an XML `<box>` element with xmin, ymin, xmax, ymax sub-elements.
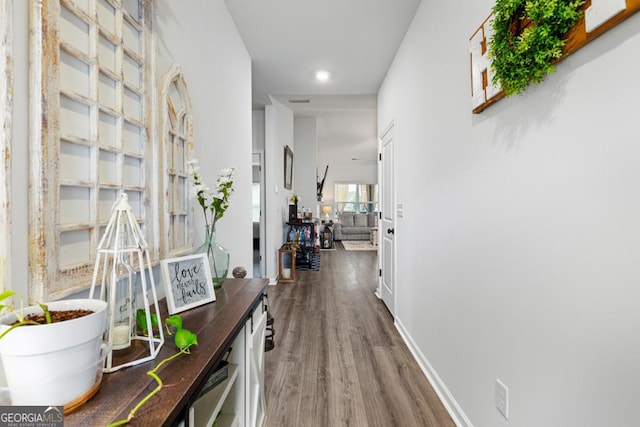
<box><xmin>232</xmin><ymin>266</ymin><xmax>247</xmax><ymax>278</ymax></box>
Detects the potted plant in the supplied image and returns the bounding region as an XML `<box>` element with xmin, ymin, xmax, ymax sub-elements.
<box><xmin>0</xmin><ymin>292</ymin><xmax>108</xmax><ymax>408</ymax></box>
<box><xmin>489</xmin><ymin>0</ymin><xmax>585</xmax><ymax>95</ymax></box>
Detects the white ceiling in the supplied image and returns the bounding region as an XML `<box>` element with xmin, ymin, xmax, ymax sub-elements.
<box><xmin>223</xmin><ymin>0</ymin><xmax>421</xmax><ymax>165</ymax></box>
<box><xmin>223</xmin><ymin>0</ymin><xmax>422</xmax><ymax>110</ymax></box>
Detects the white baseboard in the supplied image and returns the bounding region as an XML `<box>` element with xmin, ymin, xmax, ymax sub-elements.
<box><xmin>394</xmin><ymin>318</ymin><xmax>473</xmax><ymax>427</ymax></box>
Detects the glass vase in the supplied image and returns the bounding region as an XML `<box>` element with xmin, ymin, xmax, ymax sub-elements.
<box><xmin>194</xmin><ymin>225</ymin><xmax>229</xmax><ymax>289</ymax></box>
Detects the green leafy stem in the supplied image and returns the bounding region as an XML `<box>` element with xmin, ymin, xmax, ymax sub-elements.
<box><xmin>0</xmin><ymin>291</ymin><xmax>51</xmax><ymax>340</ymax></box>
<box><xmin>108</xmin><ymin>314</ymin><xmax>197</xmax><ymax>426</ymax></box>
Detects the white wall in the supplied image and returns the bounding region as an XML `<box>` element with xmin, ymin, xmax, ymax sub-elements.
<box><xmin>293</xmin><ymin>117</ymin><xmax>318</xmax><ymax>213</ymax></box>
<box><xmin>9</xmin><ymin>0</ymin><xmax>252</xmax><ymax>300</ymax></box>
<box><xmin>264</xmin><ymin>99</ymin><xmax>294</xmax><ymax>282</ymax></box>
<box><xmin>157</xmin><ymin>0</ymin><xmax>253</xmax><ymax>276</ymax></box>
<box><xmin>379</xmin><ymin>2</ymin><xmax>640</xmax><ymax>427</ymax></box>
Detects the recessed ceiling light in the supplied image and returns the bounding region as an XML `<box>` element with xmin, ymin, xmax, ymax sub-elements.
<box><xmin>315</xmin><ymin>70</ymin><xmax>330</xmax><ymax>81</ymax></box>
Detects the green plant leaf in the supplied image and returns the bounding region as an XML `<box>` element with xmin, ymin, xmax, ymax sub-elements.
<box><xmin>174</xmin><ymin>328</ymin><xmax>198</xmax><ymax>352</ymax></box>
<box><xmin>0</xmin><ymin>291</ymin><xmax>16</xmax><ymax>313</ymax></box>
<box><xmin>489</xmin><ymin>0</ymin><xmax>585</xmax><ymax>96</ymax></box>
<box><xmin>165</xmin><ymin>315</ymin><xmax>183</xmax><ymax>334</ymax></box>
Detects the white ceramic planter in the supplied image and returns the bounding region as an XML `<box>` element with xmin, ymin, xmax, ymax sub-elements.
<box><xmin>0</xmin><ymin>299</ymin><xmax>108</xmax><ymax>406</ymax></box>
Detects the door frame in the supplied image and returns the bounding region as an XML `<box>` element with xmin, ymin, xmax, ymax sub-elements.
<box><xmin>252</xmin><ymin>151</ymin><xmax>266</xmax><ymax>278</ymax></box>
<box><xmin>377</xmin><ymin>121</ymin><xmax>395</xmax><ymax>317</ymax></box>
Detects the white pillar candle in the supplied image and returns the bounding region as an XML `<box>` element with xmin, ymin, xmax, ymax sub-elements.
<box><xmin>282</xmin><ymin>268</ymin><xmax>291</xmax><ymax>279</ymax></box>
<box><xmin>112</xmin><ymin>324</ymin><xmax>131</xmax><ymax>347</ymax></box>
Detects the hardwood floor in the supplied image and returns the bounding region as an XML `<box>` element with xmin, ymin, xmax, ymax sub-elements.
<box><xmin>264</xmin><ymin>243</ymin><xmax>455</xmax><ymax>427</ymax></box>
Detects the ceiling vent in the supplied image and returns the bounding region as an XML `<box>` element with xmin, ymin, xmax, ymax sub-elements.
<box><xmin>288</xmin><ymin>99</ymin><xmax>311</xmax><ymax>104</ymax></box>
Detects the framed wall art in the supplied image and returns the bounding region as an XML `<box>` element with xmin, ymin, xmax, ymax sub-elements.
<box><xmin>161</xmin><ymin>253</ymin><xmax>216</xmax><ymax>314</ymax></box>
<box><xmin>284</xmin><ymin>145</ymin><xmax>293</xmax><ymax>190</ymax></box>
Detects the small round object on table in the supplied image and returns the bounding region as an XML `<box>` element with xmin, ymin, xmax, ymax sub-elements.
<box><xmin>232</xmin><ymin>266</ymin><xmax>247</xmax><ymax>278</ymax></box>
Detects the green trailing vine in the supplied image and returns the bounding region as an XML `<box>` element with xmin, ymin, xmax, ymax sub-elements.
<box><xmin>108</xmin><ymin>314</ymin><xmax>197</xmax><ymax>426</ymax></box>
<box><xmin>489</xmin><ymin>0</ymin><xmax>585</xmax><ymax>96</ymax></box>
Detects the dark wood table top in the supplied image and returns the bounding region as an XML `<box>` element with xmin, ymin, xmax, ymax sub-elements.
<box><xmin>65</xmin><ymin>278</ymin><xmax>269</xmax><ymax>427</ymax></box>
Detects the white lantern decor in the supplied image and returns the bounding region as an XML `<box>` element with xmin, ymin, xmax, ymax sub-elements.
<box><xmin>90</xmin><ymin>193</ymin><xmax>164</xmax><ymax>373</ymax></box>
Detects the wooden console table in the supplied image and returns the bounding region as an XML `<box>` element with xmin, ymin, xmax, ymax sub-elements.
<box><xmin>65</xmin><ymin>278</ymin><xmax>269</xmax><ymax>427</ymax></box>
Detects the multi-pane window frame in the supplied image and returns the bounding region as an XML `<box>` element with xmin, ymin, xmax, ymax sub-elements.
<box><xmin>334</xmin><ymin>182</ymin><xmax>379</xmax><ymax>214</ymax></box>
<box><xmin>159</xmin><ymin>64</ymin><xmax>194</xmax><ymax>258</ymax></box>
<box><xmin>29</xmin><ymin>0</ymin><xmax>157</xmax><ymax>302</ymax></box>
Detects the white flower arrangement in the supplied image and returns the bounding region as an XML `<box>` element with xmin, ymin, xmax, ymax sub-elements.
<box><xmin>186</xmin><ymin>159</ymin><xmax>236</xmax><ymax>228</ymax></box>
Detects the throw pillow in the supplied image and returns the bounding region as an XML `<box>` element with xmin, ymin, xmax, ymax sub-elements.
<box><xmin>338</xmin><ymin>213</ymin><xmax>354</xmax><ymax>227</ymax></box>
<box><xmin>354</xmin><ymin>214</ymin><xmax>368</xmax><ymax>227</ymax></box>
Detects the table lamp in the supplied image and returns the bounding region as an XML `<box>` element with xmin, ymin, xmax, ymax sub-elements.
<box><xmin>322</xmin><ymin>205</ymin><xmax>331</xmax><ymax>221</ymax></box>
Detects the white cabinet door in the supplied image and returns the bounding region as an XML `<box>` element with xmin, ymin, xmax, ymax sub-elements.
<box><xmin>245</xmin><ymin>307</ymin><xmax>267</xmax><ymax>427</ymax></box>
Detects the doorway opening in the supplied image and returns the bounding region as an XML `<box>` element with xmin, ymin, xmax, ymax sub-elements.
<box><xmin>252</xmin><ymin>153</ymin><xmax>265</xmax><ymax>277</ymax></box>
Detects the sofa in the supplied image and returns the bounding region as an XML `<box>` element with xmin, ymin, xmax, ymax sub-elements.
<box><xmin>332</xmin><ymin>213</ymin><xmax>377</xmax><ymax>241</ymax></box>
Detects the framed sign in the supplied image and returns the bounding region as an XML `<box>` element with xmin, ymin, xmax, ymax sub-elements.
<box><xmin>161</xmin><ymin>253</ymin><xmax>216</xmax><ymax>314</ymax></box>
<box><xmin>284</xmin><ymin>145</ymin><xmax>293</xmax><ymax>190</ymax></box>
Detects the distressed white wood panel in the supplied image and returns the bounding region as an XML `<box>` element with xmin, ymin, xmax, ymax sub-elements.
<box><xmin>60</xmin><ymin>6</ymin><xmax>90</xmax><ymax>55</ymax></box>
<box><xmin>73</xmin><ymin>0</ymin><xmax>90</xmax><ymax>14</ymax></box>
<box><xmin>98</xmin><ymin>188</ymin><xmax>117</xmax><ymax>221</ymax></box>
<box><xmin>176</xmin><ymin>137</ymin><xmax>185</xmax><ymax>173</ymax></box>
<box><xmin>98</xmin><ymin>111</ymin><xmax>117</xmax><ymax>147</ymax></box>
<box><xmin>60</xmin><ymin>141</ymin><xmax>91</xmax><ymax>181</ymax></box>
<box><xmin>98</xmin><ymin>149</ymin><xmax>119</xmax><ymax>184</ymax></box>
<box><xmin>59</xmin><ymin>186</ymin><xmax>91</xmax><ymax>224</ymax></box>
<box><xmin>60</xmin><ymin>51</ymin><xmax>90</xmax><ymax>97</ymax></box>
<box><xmin>0</xmin><ymin>0</ymin><xmax>12</xmax><ymax>293</ymax></box>
<box><xmin>175</xmin><ymin>216</ymin><xmax>186</xmax><ymax>246</ymax></box>
<box><xmin>167</xmin><ymin>175</ymin><xmax>174</xmax><ymax>212</ymax></box>
<box><xmin>31</xmin><ymin>0</ymin><xmax>156</xmax><ymax>300</ymax></box>
<box><xmin>123</xmin><ymin>121</ymin><xmax>142</xmax><ymax>153</ymax></box>
<box><xmin>98</xmin><ymin>73</ymin><xmax>117</xmax><ymax>109</ymax></box>
<box><xmin>123</xmin><ymin>53</ymin><xmax>141</xmax><ymax>88</ymax></box>
<box><xmin>123</xmin><ymin>88</ymin><xmax>141</xmax><ymax>121</ymax></box>
<box><xmin>126</xmin><ymin>190</ymin><xmax>142</xmax><ymax>217</ymax></box>
<box><xmin>60</xmin><ymin>96</ymin><xmax>91</xmax><ymax>139</ymax></box>
<box><xmin>97</xmin><ymin>0</ymin><xmax>116</xmax><ymax>34</ymax></box>
<box><xmin>168</xmin><ymin>84</ymin><xmax>180</xmax><ymax>112</ymax></box>
<box><xmin>124</xmin><ymin>0</ymin><xmax>141</xmax><ymax>22</ymax></box>
<box><xmin>59</xmin><ymin>229</ymin><xmax>92</xmax><ymax>267</ymax></box>
<box><xmin>123</xmin><ymin>155</ymin><xmax>142</xmax><ymax>186</ymax></box>
<box><xmin>159</xmin><ymin>65</ymin><xmax>194</xmax><ymax>257</ymax></box>
<box><xmin>123</xmin><ymin>19</ymin><xmax>141</xmax><ymax>55</ymax></box>
<box><xmin>98</xmin><ymin>36</ymin><xmax>116</xmax><ymax>72</ymax></box>
<box><xmin>177</xmin><ymin>176</ymin><xmax>187</xmax><ymax>210</ymax></box>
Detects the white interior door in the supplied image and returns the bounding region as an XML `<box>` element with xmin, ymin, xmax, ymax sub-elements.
<box><xmin>379</xmin><ymin>125</ymin><xmax>395</xmax><ymax>316</ymax></box>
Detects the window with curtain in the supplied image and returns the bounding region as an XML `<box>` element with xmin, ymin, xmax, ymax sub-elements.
<box><xmin>334</xmin><ymin>183</ymin><xmax>378</xmax><ymax>213</ymax></box>
<box><xmin>30</xmin><ymin>0</ymin><xmax>155</xmax><ymax>301</ymax></box>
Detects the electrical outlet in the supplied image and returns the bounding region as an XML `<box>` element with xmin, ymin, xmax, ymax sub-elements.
<box><xmin>496</xmin><ymin>379</ymin><xmax>509</xmax><ymax>420</ymax></box>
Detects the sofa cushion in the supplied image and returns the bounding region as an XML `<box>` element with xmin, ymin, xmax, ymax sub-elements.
<box><xmin>368</xmin><ymin>213</ymin><xmax>377</xmax><ymax>227</ymax></box>
<box><xmin>354</xmin><ymin>214</ymin><xmax>369</xmax><ymax>227</ymax></box>
<box><xmin>342</xmin><ymin>226</ymin><xmax>371</xmax><ymax>234</ymax></box>
<box><xmin>338</xmin><ymin>213</ymin><xmax>355</xmax><ymax>227</ymax></box>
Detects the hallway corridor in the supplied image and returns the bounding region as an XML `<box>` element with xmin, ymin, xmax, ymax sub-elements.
<box><xmin>264</xmin><ymin>244</ymin><xmax>455</xmax><ymax>427</ymax></box>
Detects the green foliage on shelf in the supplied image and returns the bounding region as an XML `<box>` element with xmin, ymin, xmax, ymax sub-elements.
<box><xmin>489</xmin><ymin>0</ymin><xmax>585</xmax><ymax>96</ymax></box>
